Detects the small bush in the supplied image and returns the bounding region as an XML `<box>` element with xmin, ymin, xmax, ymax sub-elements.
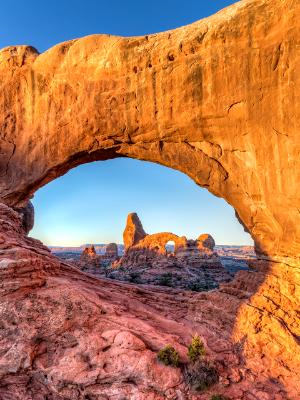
<box><xmin>157</xmin><ymin>345</ymin><xmax>180</xmax><ymax>367</ymax></box>
<box><xmin>210</xmin><ymin>395</ymin><xmax>231</xmax><ymax>400</ymax></box>
<box><xmin>188</xmin><ymin>334</ymin><xmax>205</xmax><ymax>362</ymax></box>
<box><xmin>186</xmin><ymin>280</ymin><xmax>218</xmax><ymax>292</ymax></box>
<box><xmin>184</xmin><ymin>359</ymin><xmax>218</xmax><ymax>392</ymax></box>
<box><xmin>129</xmin><ymin>271</ymin><xmax>141</xmax><ymax>283</ymax></box>
<box><xmin>158</xmin><ymin>272</ymin><xmax>174</xmax><ymax>287</ymax></box>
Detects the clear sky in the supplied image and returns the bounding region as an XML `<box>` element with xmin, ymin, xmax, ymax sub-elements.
<box><xmin>1</xmin><ymin>0</ymin><xmax>253</xmax><ymax>247</ymax></box>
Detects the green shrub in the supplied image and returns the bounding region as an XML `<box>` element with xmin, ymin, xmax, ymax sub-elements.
<box><xmin>158</xmin><ymin>273</ymin><xmax>174</xmax><ymax>287</ymax></box>
<box><xmin>157</xmin><ymin>345</ymin><xmax>180</xmax><ymax>367</ymax></box>
<box><xmin>210</xmin><ymin>395</ymin><xmax>231</xmax><ymax>400</ymax></box>
<box><xmin>129</xmin><ymin>271</ymin><xmax>141</xmax><ymax>283</ymax></box>
<box><xmin>186</xmin><ymin>280</ymin><xmax>218</xmax><ymax>292</ymax></box>
<box><xmin>184</xmin><ymin>359</ymin><xmax>218</xmax><ymax>392</ymax></box>
<box><xmin>188</xmin><ymin>334</ymin><xmax>205</xmax><ymax>362</ymax></box>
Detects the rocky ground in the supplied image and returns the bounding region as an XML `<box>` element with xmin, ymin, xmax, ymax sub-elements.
<box><xmin>97</xmin><ymin>256</ymin><xmax>231</xmax><ymax>291</ymax></box>
<box><xmin>54</xmin><ymin>250</ymin><xmax>252</xmax><ymax>291</ymax></box>
<box><xmin>0</xmin><ymin>0</ymin><xmax>299</xmax><ymax>395</ymax></box>
<box><xmin>0</xmin><ymin>203</ymin><xmax>298</xmax><ymax>399</ymax></box>
<box><xmin>68</xmin><ymin>252</ymin><xmax>242</xmax><ymax>292</ymax></box>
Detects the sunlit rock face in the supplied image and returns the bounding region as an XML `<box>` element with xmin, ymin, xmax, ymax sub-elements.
<box><xmin>0</xmin><ymin>0</ymin><xmax>299</xmax><ymax>398</ymax></box>
<box><xmin>123</xmin><ymin>212</ymin><xmax>147</xmax><ymax>250</ymax></box>
<box><xmin>198</xmin><ymin>234</ymin><xmax>215</xmax><ymax>251</ymax></box>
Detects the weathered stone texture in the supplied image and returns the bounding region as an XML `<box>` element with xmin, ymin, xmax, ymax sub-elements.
<box><xmin>0</xmin><ymin>0</ymin><xmax>299</xmax><ymax>398</ymax></box>
<box><xmin>123</xmin><ymin>212</ymin><xmax>147</xmax><ymax>249</ymax></box>
<box><xmin>105</xmin><ymin>242</ymin><xmax>118</xmax><ymax>258</ymax></box>
<box><xmin>0</xmin><ymin>0</ymin><xmax>299</xmax><ymax>262</ymax></box>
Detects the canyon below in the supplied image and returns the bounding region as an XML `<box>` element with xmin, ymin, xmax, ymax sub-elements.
<box><xmin>0</xmin><ymin>0</ymin><xmax>299</xmax><ymax>399</ymax></box>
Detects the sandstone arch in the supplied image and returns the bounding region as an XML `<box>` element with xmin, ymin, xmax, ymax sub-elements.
<box><xmin>132</xmin><ymin>232</ymin><xmax>188</xmax><ymax>254</ymax></box>
<box><xmin>165</xmin><ymin>239</ymin><xmax>176</xmax><ymax>254</ymax></box>
<box><xmin>0</xmin><ymin>0</ymin><xmax>299</xmax><ymax>397</ymax></box>
<box><xmin>0</xmin><ymin>0</ymin><xmax>299</xmax><ymax>263</ymax></box>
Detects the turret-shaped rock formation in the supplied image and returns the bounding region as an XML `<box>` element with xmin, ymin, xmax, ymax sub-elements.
<box><xmin>112</xmin><ymin>213</ymin><xmax>229</xmax><ymax>290</ymax></box>
<box><xmin>123</xmin><ymin>213</ymin><xmax>147</xmax><ymax>250</ymax></box>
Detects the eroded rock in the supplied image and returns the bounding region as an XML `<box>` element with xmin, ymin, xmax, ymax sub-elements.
<box><xmin>0</xmin><ymin>0</ymin><xmax>299</xmax><ymax>397</ymax></box>
<box><xmin>0</xmin><ymin>0</ymin><xmax>299</xmax><ymax>262</ymax></box>
<box><xmin>198</xmin><ymin>234</ymin><xmax>215</xmax><ymax>251</ymax></box>
<box><xmin>105</xmin><ymin>242</ymin><xmax>118</xmax><ymax>258</ymax></box>
<box><xmin>81</xmin><ymin>245</ymin><xmax>97</xmax><ymax>260</ymax></box>
<box><xmin>123</xmin><ymin>212</ymin><xmax>147</xmax><ymax>250</ymax></box>
<box><xmin>0</xmin><ymin>203</ymin><xmax>298</xmax><ymax>399</ymax></box>
<box><xmin>107</xmin><ymin>213</ymin><xmax>231</xmax><ymax>290</ymax></box>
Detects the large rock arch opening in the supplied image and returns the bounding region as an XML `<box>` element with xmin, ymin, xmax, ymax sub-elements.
<box><xmin>0</xmin><ymin>0</ymin><xmax>299</xmax><ymax>263</ymax></box>
<box><xmin>0</xmin><ymin>0</ymin><xmax>299</xmax><ymax>398</ymax></box>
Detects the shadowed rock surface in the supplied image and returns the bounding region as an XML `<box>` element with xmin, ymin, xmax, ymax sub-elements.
<box><xmin>0</xmin><ymin>0</ymin><xmax>299</xmax><ymax>398</ymax></box>
<box><xmin>105</xmin><ymin>242</ymin><xmax>118</xmax><ymax>258</ymax></box>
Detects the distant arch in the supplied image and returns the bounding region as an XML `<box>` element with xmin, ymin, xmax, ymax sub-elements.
<box><xmin>165</xmin><ymin>240</ymin><xmax>175</xmax><ymax>254</ymax></box>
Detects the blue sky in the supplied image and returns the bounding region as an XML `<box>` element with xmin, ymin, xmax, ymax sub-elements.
<box><xmin>31</xmin><ymin>159</ymin><xmax>252</xmax><ymax>246</ymax></box>
<box><xmin>2</xmin><ymin>0</ymin><xmax>253</xmax><ymax>246</ymax></box>
<box><xmin>1</xmin><ymin>0</ymin><xmax>236</xmax><ymax>52</ymax></box>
